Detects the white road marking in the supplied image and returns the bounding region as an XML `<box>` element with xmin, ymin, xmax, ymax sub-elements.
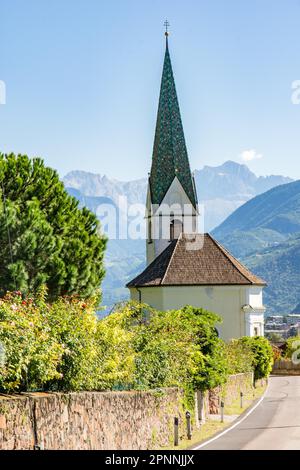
<box><xmin>193</xmin><ymin>383</ymin><xmax>269</xmax><ymax>450</ymax></box>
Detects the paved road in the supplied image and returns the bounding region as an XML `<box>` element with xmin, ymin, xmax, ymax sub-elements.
<box><xmin>199</xmin><ymin>376</ymin><xmax>300</xmax><ymax>450</ymax></box>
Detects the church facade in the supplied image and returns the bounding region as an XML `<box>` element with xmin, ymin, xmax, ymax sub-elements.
<box><xmin>127</xmin><ymin>34</ymin><xmax>266</xmax><ymax>341</ymax></box>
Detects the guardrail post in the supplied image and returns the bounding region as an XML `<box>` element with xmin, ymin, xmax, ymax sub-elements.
<box><xmin>220</xmin><ymin>401</ymin><xmax>224</xmax><ymax>423</ymax></box>
<box><xmin>186</xmin><ymin>411</ymin><xmax>192</xmax><ymax>440</ymax></box>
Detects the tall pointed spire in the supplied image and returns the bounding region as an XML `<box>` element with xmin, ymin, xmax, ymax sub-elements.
<box><xmin>149</xmin><ymin>30</ymin><xmax>197</xmax><ymax>208</ymax></box>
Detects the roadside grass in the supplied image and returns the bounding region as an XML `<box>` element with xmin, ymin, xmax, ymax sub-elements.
<box><xmin>225</xmin><ymin>384</ymin><xmax>266</xmax><ymax>416</ymax></box>
<box><xmin>160</xmin><ymin>383</ymin><xmax>267</xmax><ymax>450</ymax></box>
<box><xmin>167</xmin><ymin>421</ymin><xmax>225</xmax><ymax>451</ymax></box>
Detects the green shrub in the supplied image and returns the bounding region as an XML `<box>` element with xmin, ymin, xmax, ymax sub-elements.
<box><xmin>284</xmin><ymin>336</ymin><xmax>300</xmax><ymax>361</ymax></box>
<box><xmin>0</xmin><ymin>296</ymin><xmax>258</xmax><ymax>395</ymax></box>
<box><xmin>95</xmin><ymin>303</ymin><xmax>138</xmax><ymax>390</ymax></box>
<box><xmin>101</xmin><ymin>304</ymin><xmax>228</xmax><ymax>394</ymax></box>
<box><xmin>0</xmin><ymin>289</ymin><xmax>100</xmax><ymax>392</ymax></box>
<box><xmin>225</xmin><ymin>339</ymin><xmax>254</xmax><ymax>375</ymax></box>
<box><xmin>238</xmin><ymin>336</ymin><xmax>273</xmax><ymax>380</ymax></box>
<box><xmin>46</xmin><ymin>293</ymin><xmax>100</xmax><ymax>391</ymax></box>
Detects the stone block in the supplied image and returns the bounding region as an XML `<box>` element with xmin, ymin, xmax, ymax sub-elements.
<box><xmin>0</xmin><ymin>415</ymin><xmax>6</xmax><ymax>430</ymax></box>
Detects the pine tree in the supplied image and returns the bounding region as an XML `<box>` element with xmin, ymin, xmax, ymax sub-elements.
<box><xmin>0</xmin><ymin>153</ymin><xmax>106</xmax><ymax>299</ymax></box>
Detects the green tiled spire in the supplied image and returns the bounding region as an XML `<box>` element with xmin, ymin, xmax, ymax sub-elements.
<box><xmin>150</xmin><ymin>37</ymin><xmax>197</xmax><ymax>208</ymax></box>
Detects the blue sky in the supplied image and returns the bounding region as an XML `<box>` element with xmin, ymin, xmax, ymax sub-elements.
<box><xmin>1</xmin><ymin>0</ymin><xmax>300</xmax><ymax>180</ymax></box>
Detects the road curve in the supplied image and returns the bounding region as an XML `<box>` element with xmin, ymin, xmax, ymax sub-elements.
<box><xmin>199</xmin><ymin>375</ymin><xmax>300</xmax><ymax>450</ymax></box>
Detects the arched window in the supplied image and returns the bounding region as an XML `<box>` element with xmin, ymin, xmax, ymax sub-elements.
<box><xmin>148</xmin><ymin>218</ymin><xmax>152</xmax><ymax>243</ymax></box>
<box><xmin>170</xmin><ymin>212</ymin><xmax>175</xmax><ymax>241</ymax></box>
<box><xmin>170</xmin><ymin>218</ymin><xmax>184</xmax><ymax>240</ymax></box>
<box><xmin>159</xmin><ymin>213</ymin><xmax>163</xmax><ymax>239</ymax></box>
<box><xmin>170</xmin><ymin>219</ymin><xmax>175</xmax><ymax>240</ymax></box>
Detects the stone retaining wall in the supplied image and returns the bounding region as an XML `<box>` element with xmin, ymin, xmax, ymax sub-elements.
<box><xmin>195</xmin><ymin>372</ymin><xmax>256</xmax><ymax>421</ymax></box>
<box><xmin>0</xmin><ymin>389</ymin><xmax>185</xmax><ymax>450</ymax></box>
<box><xmin>0</xmin><ymin>372</ymin><xmax>262</xmax><ymax>450</ymax></box>
<box><xmin>208</xmin><ymin>372</ymin><xmax>254</xmax><ymax>414</ymax></box>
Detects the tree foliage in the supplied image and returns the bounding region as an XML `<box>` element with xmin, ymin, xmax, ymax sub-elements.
<box><xmin>95</xmin><ymin>303</ymin><xmax>138</xmax><ymax>390</ymax></box>
<box><xmin>0</xmin><ymin>297</ymin><xmax>271</xmax><ymax>395</ymax></box>
<box><xmin>0</xmin><ymin>153</ymin><xmax>106</xmax><ymax>299</ymax></box>
<box><xmin>225</xmin><ymin>339</ymin><xmax>254</xmax><ymax>375</ymax></box>
<box><xmin>284</xmin><ymin>336</ymin><xmax>300</xmax><ymax>360</ymax></box>
<box><xmin>265</xmin><ymin>332</ymin><xmax>284</xmax><ymax>343</ymax></box>
<box><xmin>98</xmin><ymin>304</ymin><xmax>228</xmax><ymax>393</ymax></box>
<box><xmin>0</xmin><ymin>299</ymin><xmax>228</xmax><ymax>394</ymax></box>
<box><xmin>238</xmin><ymin>336</ymin><xmax>273</xmax><ymax>380</ymax></box>
<box><xmin>0</xmin><ymin>289</ymin><xmax>101</xmax><ymax>392</ymax></box>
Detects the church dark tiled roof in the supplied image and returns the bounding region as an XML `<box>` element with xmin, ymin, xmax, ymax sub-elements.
<box><xmin>127</xmin><ymin>234</ymin><xmax>266</xmax><ymax>288</ymax></box>
<box><xmin>149</xmin><ymin>38</ymin><xmax>197</xmax><ymax>209</ymax></box>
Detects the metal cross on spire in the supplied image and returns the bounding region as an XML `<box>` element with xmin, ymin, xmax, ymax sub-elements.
<box><xmin>164</xmin><ymin>20</ymin><xmax>170</xmax><ymax>37</ymax></box>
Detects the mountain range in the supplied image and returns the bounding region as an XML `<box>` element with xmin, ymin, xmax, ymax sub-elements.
<box><xmin>213</xmin><ymin>180</ymin><xmax>300</xmax><ymax>314</ymax></box>
<box><xmin>63</xmin><ymin>161</ymin><xmax>294</xmax><ymax>312</ymax></box>
<box><xmin>64</xmin><ymin>161</ymin><xmax>292</xmax><ymax>231</ymax></box>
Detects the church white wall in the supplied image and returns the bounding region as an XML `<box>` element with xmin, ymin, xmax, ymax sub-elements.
<box><xmin>246</xmin><ymin>286</ymin><xmax>263</xmax><ymax>308</ymax></box>
<box><xmin>129</xmin><ymin>285</ymin><xmax>265</xmax><ymax>342</ymax></box>
<box><xmin>130</xmin><ymin>287</ymin><xmax>164</xmax><ymax>309</ymax></box>
<box><xmin>245</xmin><ymin>312</ymin><xmax>265</xmax><ymax>337</ymax></box>
<box><xmin>161</xmin><ymin>285</ymin><xmax>245</xmax><ymax>341</ymax></box>
<box><xmin>146</xmin><ymin>177</ymin><xmax>198</xmax><ymax>265</ymax></box>
<box><xmin>146</xmin><ymin>239</ymin><xmax>156</xmax><ymax>267</ymax></box>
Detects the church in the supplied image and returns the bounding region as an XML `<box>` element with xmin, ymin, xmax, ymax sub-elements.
<box><xmin>127</xmin><ymin>31</ymin><xmax>266</xmax><ymax>341</ymax></box>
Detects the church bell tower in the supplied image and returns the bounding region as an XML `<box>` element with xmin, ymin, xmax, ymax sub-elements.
<box><xmin>146</xmin><ymin>25</ymin><xmax>199</xmax><ymax>265</ymax></box>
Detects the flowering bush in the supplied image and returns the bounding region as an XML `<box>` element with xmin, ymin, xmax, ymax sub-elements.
<box><xmin>0</xmin><ymin>288</ymin><xmax>100</xmax><ymax>392</ymax></box>
<box><xmin>0</xmin><ymin>296</ymin><xmax>268</xmax><ymax>395</ymax></box>
<box><xmin>238</xmin><ymin>336</ymin><xmax>273</xmax><ymax>380</ymax></box>
<box><xmin>95</xmin><ymin>303</ymin><xmax>140</xmax><ymax>390</ymax></box>
<box><xmin>98</xmin><ymin>304</ymin><xmax>228</xmax><ymax>394</ymax></box>
<box><xmin>225</xmin><ymin>339</ymin><xmax>254</xmax><ymax>375</ymax></box>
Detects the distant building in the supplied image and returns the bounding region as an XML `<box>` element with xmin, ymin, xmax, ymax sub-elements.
<box><xmin>265</xmin><ymin>313</ymin><xmax>300</xmax><ymax>339</ymax></box>
<box><xmin>266</xmin><ymin>315</ymin><xmax>284</xmax><ymax>324</ymax></box>
<box><xmin>287</xmin><ymin>314</ymin><xmax>300</xmax><ymax>325</ymax></box>
<box><xmin>127</xmin><ymin>32</ymin><xmax>266</xmax><ymax>341</ymax></box>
